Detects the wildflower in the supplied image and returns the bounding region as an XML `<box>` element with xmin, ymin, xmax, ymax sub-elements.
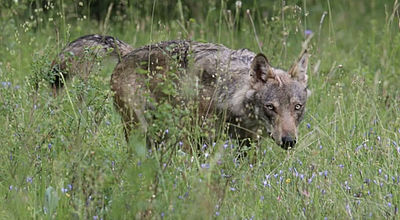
<box><xmin>26</xmin><ymin>177</ymin><xmax>33</xmax><ymax>183</ymax></box>
<box><xmin>297</xmin><ymin>159</ymin><xmax>303</xmax><ymax>166</ymax></box>
<box><xmin>48</xmin><ymin>143</ymin><xmax>52</xmax><ymax>150</ymax></box>
<box><xmin>161</xmin><ymin>212</ymin><xmax>165</xmax><ymax>218</ymax></box>
<box><xmin>286</xmin><ymin>178</ymin><xmax>291</xmax><ymax>184</ymax></box>
<box><xmin>165</xmin><ymin>129</ymin><xmax>169</xmax><ymax>134</ymax></box>
<box><xmin>93</xmin><ymin>216</ymin><xmax>98</xmax><ymax>220</ymax></box>
<box><xmin>300</xmin><ymin>174</ymin><xmax>304</xmax><ymax>180</ymax></box>
<box><xmin>306</xmin><ymin>123</ymin><xmax>311</xmax><ymax>129</ymax></box>
<box><xmin>338</xmin><ymin>164</ymin><xmax>344</xmax><ymax>168</ymax></box>
<box><xmin>1</xmin><ymin>81</ymin><xmax>11</xmax><ymax>87</ymax></box>
<box><xmin>179</xmin><ymin>141</ymin><xmax>183</xmax><ymax>146</ymax></box>
<box><xmin>388</xmin><ymin>202</ymin><xmax>392</xmax><ymax>208</ymax></box>
<box><xmin>235</xmin><ymin>1</ymin><xmax>242</xmax><ymax>8</ymax></box>
<box><xmin>9</xmin><ymin>185</ymin><xmax>13</xmax><ymax>191</ymax></box>
<box><xmin>260</xmin><ymin>195</ymin><xmax>264</xmax><ymax>201</ymax></box>
<box><xmin>319</xmin><ymin>145</ymin><xmax>323</xmax><ymax>150</ymax></box>
<box><xmin>61</xmin><ymin>188</ymin><xmax>68</xmax><ymax>193</ymax></box>
<box><xmin>308</xmin><ymin>173</ymin><xmax>316</xmax><ymax>184</ymax></box>
<box><xmin>215</xmin><ymin>211</ymin><xmax>220</xmax><ymax>216</ymax></box>
<box><xmin>230</xmin><ymin>187</ymin><xmax>236</xmax><ymax>191</ymax></box>
<box><xmin>305</xmin><ymin>30</ymin><xmax>313</xmax><ymax>36</ymax></box>
<box><xmin>201</xmin><ymin>163</ymin><xmax>210</xmax><ymax>169</ymax></box>
<box><xmin>378</xmin><ymin>169</ymin><xmax>382</xmax><ymax>175</ymax></box>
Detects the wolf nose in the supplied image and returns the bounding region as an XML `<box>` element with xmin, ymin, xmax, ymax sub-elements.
<box><xmin>281</xmin><ymin>136</ymin><xmax>296</xmax><ymax>150</ymax></box>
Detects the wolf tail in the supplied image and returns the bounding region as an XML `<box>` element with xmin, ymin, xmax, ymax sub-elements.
<box><xmin>50</xmin><ymin>34</ymin><xmax>133</xmax><ymax>95</ymax></box>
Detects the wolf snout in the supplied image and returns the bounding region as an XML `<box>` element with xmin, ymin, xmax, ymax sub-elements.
<box><xmin>281</xmin><ymin>136</ymin><xmax>296</xmax><ymax>150</ymax></box>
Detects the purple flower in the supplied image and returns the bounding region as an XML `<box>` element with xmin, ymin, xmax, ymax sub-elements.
<box><xmin>93</xmin><ymin>216</ymin><xmax>98</xmax><ymax>220</ymax></box>
<box><xmin>1</xmin><ymin>81</ymin><xmax>11</xmax><ymax>87</ymax></box>
<box><xmin>61</xmin><ymin>188</ymin><xmax>68</xmax><ymax>193</ymax></box>
<box><xmin>48</xmin><ymin>143</ymin><xmax>52</xmax><ymax>150</ymax></box>
<box><xmin>305</xmin><ymin>30</ymin><xmax>313</xmax><ymax>35</ymax></box>
<box><xmin>215</xmin><ymin>211</ymin><xmax>220</xmax><ymax>216</ymax></box>
<box><xmin>388</xmin><ymin>202</ymin><xmax>392</xmax><ymax>208</ymax></box>
<box><xmin>260</xmin><ymin>195</ymin><xmax>264</xmax><ymax>201</ymax></box>
<box><xmin>9</xmin><ymin>185</ymin><xmax>13</xmax><ymax>191</ymax></box>
<box><xmin>26</xmin><ymin>177</ymin><xmax>33</xmax><ymax>183</ymax></box>
<box><xmin>378</xmin><ymin>169</ymin><xmax>382</xmax><ymax>175</ymax></box>
<box><xmin>306</xmin><ymin>123</ymin><xmax>311</xmax><ymax>129</ymax></box>
<box><xmin>201</xmin><ymin>163</ymin><xmax>210</xmax><ymax>169</ymax></box>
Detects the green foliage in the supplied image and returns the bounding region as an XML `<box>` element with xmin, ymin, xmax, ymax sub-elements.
<box><xmin>1</xmin><ymin>0</ymin><xmax>400</xmax><ymax>219</ymax></box>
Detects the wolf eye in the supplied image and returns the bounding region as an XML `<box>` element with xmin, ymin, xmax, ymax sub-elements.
<box><xmin>295</xmin><ymin>104</ymin><xmax>302</xmax><ymax>110</ymax></box>
<box><xmin>265</xmin><ymin>104</ymin><xmax>275</xmax><ymax>111</ymax></box>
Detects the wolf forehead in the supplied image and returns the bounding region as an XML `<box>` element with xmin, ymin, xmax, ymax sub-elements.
<box><xmin>257</xmin><ymin>73</ymin><xmax>308</xmax><ymax>104</ymax></box>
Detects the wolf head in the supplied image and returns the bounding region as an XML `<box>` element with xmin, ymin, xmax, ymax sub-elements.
<box><xmin>248</xmin><ymin>51</ymin><xmax>309</xmax><ymax>150</ymax></box>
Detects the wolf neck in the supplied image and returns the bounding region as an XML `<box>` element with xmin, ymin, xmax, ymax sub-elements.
<box><xmin>191</xmin><ymin>41</ymin><xmax>257</xmax><ymax>115</ymax></box>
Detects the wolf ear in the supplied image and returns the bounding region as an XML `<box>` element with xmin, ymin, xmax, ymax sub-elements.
<box><xmin>289</xmin><ymin>50</ymin><xmax>309</xmax><ymax>85</ymax></box>
<box><xmin>251</xmin><ymin>53</ymin><xmax>275</xmax><ymax>83</ymax></box>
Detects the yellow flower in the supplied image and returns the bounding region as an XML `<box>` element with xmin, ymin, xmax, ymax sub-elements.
<box><xmin>286</xmin><ymin>178</ymin><xmax>291</xmax><ymax>184</ymax></box>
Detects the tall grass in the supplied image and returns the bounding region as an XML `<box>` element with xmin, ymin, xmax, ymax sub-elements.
<box><xmin>0</xmin><ymin>0</ymin><xmax>399</xmax><ymax>219</ymax></box>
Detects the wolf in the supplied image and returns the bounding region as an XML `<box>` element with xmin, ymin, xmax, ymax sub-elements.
<box><xmin>50</xmin><ymin>34</ymin><xmax>133</xmax><ymax>96</ymax></box>
<box><xmin>110</xmin><ymin>40</ymin><xmax>310</xmax><ymax>150</ymax></box>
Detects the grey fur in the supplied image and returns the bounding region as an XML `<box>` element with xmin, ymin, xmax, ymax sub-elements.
<box><xmin>51</xmin><ymin>34</ymin><xmax>133</xmax><ymax>94</ymax></box>
<box><xmin>111</xmin><ymin>40</ymin><xmax>309</xmax><ymax>149</ymax></box>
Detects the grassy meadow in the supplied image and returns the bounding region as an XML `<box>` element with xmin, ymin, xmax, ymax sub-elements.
<box><xmin>1</xmin><ymin>0</ymin><xmax>400</xmax><ymax>219</ymax></box>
